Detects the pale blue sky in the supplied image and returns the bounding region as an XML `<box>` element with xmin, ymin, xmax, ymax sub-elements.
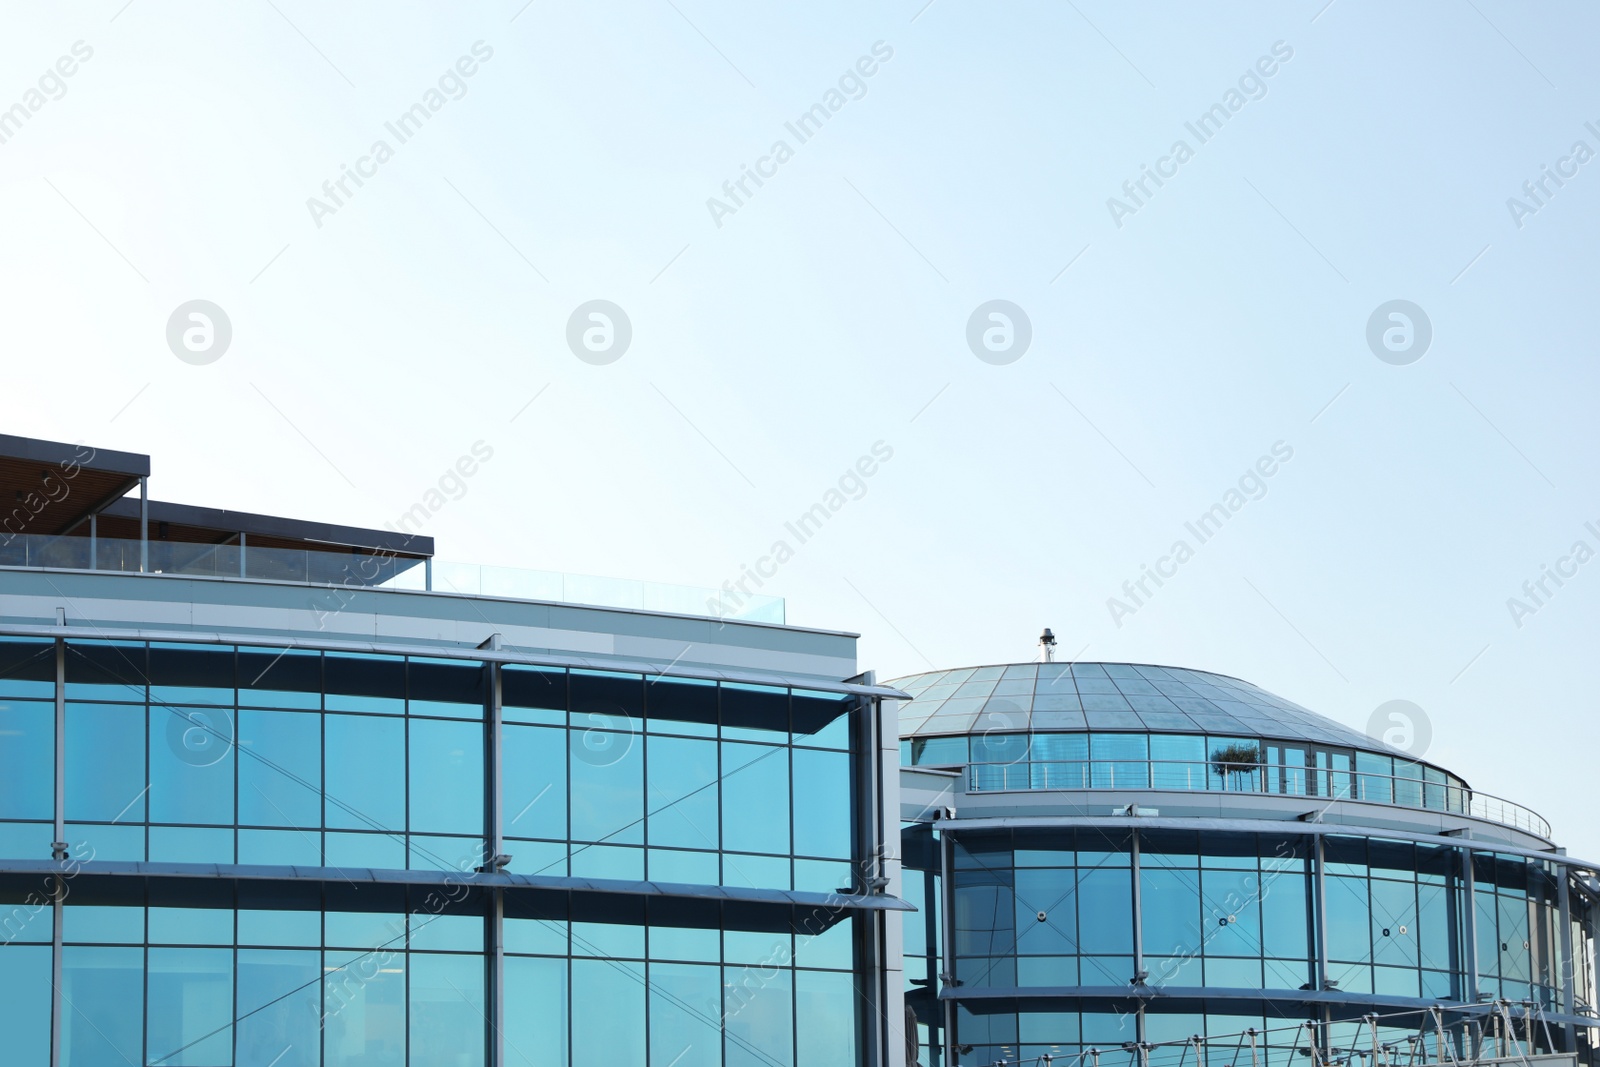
<box><xmin>4</xmin><ymin>2</ymin><xmax>1597</xmax><ymax>853</ymax></box>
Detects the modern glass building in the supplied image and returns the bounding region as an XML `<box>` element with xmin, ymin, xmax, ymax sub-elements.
<box><xmin>894</xmin><ymin>661</ymin><xmax>1600</xmax><ymax>1067</ymax></box>
<box><xmin>0</xmin><ymin>434</ymin><xmax>910</xmax><ymax>1067</ymax></box>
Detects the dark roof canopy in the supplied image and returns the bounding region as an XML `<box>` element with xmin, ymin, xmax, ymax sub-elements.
<box><xmin>0</xmin><ymin>432</ymin><xmax>148</xmax><ymax>537</ymax></box>
<box><xmin>0</xmin><ymin>432</ymin><xmax>430</xmax><ymax>558</ymax></box>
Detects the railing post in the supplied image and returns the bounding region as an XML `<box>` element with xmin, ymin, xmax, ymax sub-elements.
<box><xmin>138</xmin><ymin>476</ymin><xmax>148</xmax><ymax>573</ymax></box>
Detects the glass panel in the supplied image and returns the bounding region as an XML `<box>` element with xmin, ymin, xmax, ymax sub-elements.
<box><xmin>791</xmin><ymin>748</ymin><xmax>850</xmax><ymax>860</ymax></box>
<box><xmin>323</xmin><ymin>949</ymin><xmax>407</xmax><ymax>1064</ymax></box>
<box><xmin>0</xmin><ymin>943</ymin><xmax>51</xmax><ymax>1063</ymax></box>
<box><xmin>1202</xmin><ymin>866</ymin><xmax>1263</xmax><ymax>957</ymax></box>
<box><xmin>1325</xmin><ymin>875</ymin><xmax>1371</xmax><ymax>963</ymax></box>
<box><xmin>650</xmin><ymin>848</ymin><xmax>720</xmax><ymax>885</ymax></box>
<box><xmin>505</xmin><ymin>955</ymin><xmax>569</xmax><ymax>1067</ymax></box>
<box><xmin>148</xmin><ymin>643</ymin><xmax>235</xmax><ymax>706</ymax></box>
<box><xmin>971</xmin><ymin>731</ymin><xmax>1028</xmax><ymax>766</ymax></box>
<box><xmin>407</xmin><ymin>657</ymin><xmax>485</xmax><ymax>719</ymax></box>
<box><xmin>720</xmin><ymin>683</ymin><xmax>788</xmax><ymax>743</ymax></box>
<box><xmin>0</xmin><ymin>638</ymin><xmax>54</xmax><ymax>698</ymax></box>
<box><xmin>504</xmin><ymin>724</ymin><xmax>567</xmax><ymax>843</ymax></box>
<box><xmin>909</xmin><ymin>736</ymin><xmax>968</xmax><ymax>766</ymax></box>
<box><xmin>409</xmin><ymin>718</ymin><xmax>484</xmax><ymax>835</ymax></box>
<box><xmin>149</xmin><ymin>706</ymin><xmax>234</xmax><ymax>825</ymax></box>
<box><xmin>649</xmin><ymin>961</ymin><xmax>724</xmax><ymax>1067</ymax></box>
<box><xmin>323</xmin><ymin>652</ymin><xmax>405</xmax><ymax>714</ymax></box>
<box><xmin>147</xmin><ymin>946</ymin><xmax>233</xmax><ymax>1066</ymax></box>
<box><xmin>569</xmin><ymin>670</ymin><xmax>643</xmax><ymax>736</ymax></box>
<box><xmin>1016</xmin><ymin>867</ymin><xmax>1077</xmax><ymax>956</ymax></box>
<box><xmin>569</xmin><ymin>724</ymin><xmax>643</xmax><ymax>845</ymax></box>
<box><xmin>796</xmin><ymin>969</ymin><xmax>857</xmax><ymax>1064</ymax></box>
<box><xmin>1393</xmin><ymin>759</ymin><xmax>1424</xmax><ymax>808</ymax></box>
<box><xmin>238</xmin><ymin>708</ymin><xmax>320</xmax><ymax>828</ymax></box>
<box><xmin>237</xmin><ymin>948</ymin><xmax>321</xmax><ymax>1066</ymax></box>
<box><xmin>62</xmin><ymin>945</ymin><xmax>144</xmax><ymax>1066</ymax></box>
<box><xmin>791</xmin><ymin>688</ymin><xmax>852</xmax><ymax>749</ymax></box>
<box><xmin>325</xmin><ymin>713</ymin><xmax>405</xmax><ymax>832</ymax></box>
<box><xmin>724</xmin><ymin>964</ymin><xmax>792</xmax><ymax>1067</ymax></box>
<box><xmin>502</xmin><ymin>665</ymin><xmax>566</xmax><ymax>726</ymax></box>
<box><xmin>1089</xmin><ymin>733</ymin><xmax>1148</xmax><ymax>788</ymax></box>
<box><xmin>237</xmin><ymin>646</ymin><xmax>322</xmax><ymax>709</ymax></box>
<box><xmin>149</xmin><ymin>906</ymin><xmax>231</xmax><ymax>946</ymax></box>
<box><xmin>647</xmin><ymin>735</ymin><xmax>720</xmax><ymax>852</ymax></box>
<box><xmin>1356</xmin><ymin>750</ymin><xmax>1393</xmax><ymax>803</ymax></box>
<box><xmin>1371</xmin><ymin>878</ymin><xmax>1418</xmax><ymax>967</ymax></box>
<box><xmin>239</xmin><ymin>833</ymin><xmax>321</xmax><ymax>878</ymax></box>
<box><xmin>645</xmin><ymin>676</ymin><xmax>718</xmax><ymax>737</ymax></box>
<box><xmin>1141</xmin><ymin>868</ymin><xmax>1202</xmax><ymax>963</ymax></box>
<box><xmin>1149</xmin><ymin>734</ymin><xmax>1206</xmax><ymax>790</ymax></box>
<box><xmin>64</xmin><ymin>640</ymin><xmax>145</xmax><ymax>702</ymax></box>
<box><xmin>721</xmin><ymin>743</ymin><xmax>788</xmax><ymax>856</ymax></box>
<box><xmin>411</xmin><ymin>953</ymin><xmax>486</xmax><ymax>1067</ymax></box>
<box><xmin>1206</xmin><ymin>738</ymin><xmax>1261</xmax><ymax>792</ymax></box>
<box><xmin>66</xmin><ymin>702</ymin><xmax>145</xmax><ymax>823</ymax></box>
<box><xmin>572</xmin><ymin>957</ymin><xmax>646</xmax><ymax>1067</ymax></box>
<box><xmin>0</xmin><ymin>700</ymin><xmax>53</xmax><ymax>820</ymax></box>
<box><xmin>1077</xmin><ymin>867</ymin><xmax>1133</xmax><ymax>954</ymax></box>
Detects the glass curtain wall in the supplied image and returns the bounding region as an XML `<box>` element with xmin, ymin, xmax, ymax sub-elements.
<box><xmin>0</xmin><ymin>635</ymin><xmax>868</xmax><ymax>1067</ymax></box>
<box><xmin>934</xmin><ymin>828</ymin><xmax>1591</xmax><ymax>1063</ymax></box>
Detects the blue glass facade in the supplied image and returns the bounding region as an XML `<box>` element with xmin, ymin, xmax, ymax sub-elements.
<box><xmin>0</xmin><ymin>627</ymin><xmax>896</xmax><ymax>1066</ymax></box>
<box><xmin>895</xmin><ymin>663</ymin><xmax>1600</xmax><ymax>1067</ymax></box>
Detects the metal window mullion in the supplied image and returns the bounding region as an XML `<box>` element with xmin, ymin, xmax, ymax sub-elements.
<box><xmin>863</xmin><ymin>691</ymin><xmax>887</xmax><ymax>1067</ymax></box>
<box><xmin>1463</xmin><ymin>846</ymin><xmax>1479</xmax><ymax>1001</ymax></box>
<box><xmin>1313</xmin><ymin>835</ymin><xmax>1329</xmax><ymax>992</ymax></box>
<box><xmin>1558</xmin><ymin>868</ymin><xmax>1575</xmax><ymax>1052</ymax></box>
<box><xmin>1131</xmin><ymin>827</ymin><xmax>1144</xmax><ymax>973</ymax></box>
<box><xmin>486</xmin><ymin>660</ymin><xmax>503</xmax><ymax>1067</ymax></box>
<box><xmin>940</xmin><ymin>826</ymin><xmax>957</xmax><ymax>1067</ymax></box>
<box><xmin>50</xmin><ymin>625</ymin><xmax>65</xmax><ymax>1067</ymax></box>
<box><xmin>138</xmin><ymin>477</ymin><xmax>148</xmax><ymax>573</ymax></box>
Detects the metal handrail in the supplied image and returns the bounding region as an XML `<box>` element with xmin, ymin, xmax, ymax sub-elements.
<box><xmin>963</xmin><ymin>756</ymin><xmax>1552</xmax><ymax>838</ymax></box>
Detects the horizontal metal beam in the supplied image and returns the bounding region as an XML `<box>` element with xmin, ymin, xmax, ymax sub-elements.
<box><xmin>0</xmin><ymin>620</ymin><xmax>909</xmax><ymax>699</ymax></box>
<box><xmin>0</xmin><ymin>857</ymin><xmax>915</xmax><ymax>912</ymax></box>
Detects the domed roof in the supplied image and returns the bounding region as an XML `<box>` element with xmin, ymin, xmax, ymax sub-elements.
<box><xmin>889</xmin><ymin>661</ymin><xmax>1378</xmax><ymax>750</ymax></box>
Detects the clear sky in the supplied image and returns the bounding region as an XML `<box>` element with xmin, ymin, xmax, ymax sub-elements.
<box><xmin>4</xmin><ymin>2</ymin><xmax>1597</xmax><ymax>856</ymax></box>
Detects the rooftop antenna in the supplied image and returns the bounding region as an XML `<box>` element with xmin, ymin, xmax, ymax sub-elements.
<box><xmin>1039</xmin><ymin>627</ymin><xmax>1058</xmax><ymax>662</ymax></box>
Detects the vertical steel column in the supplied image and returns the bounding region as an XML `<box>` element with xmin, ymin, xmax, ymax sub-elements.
<box><xmin>52</xmin><ymin>612</ymin><xmax>65</xmax><ymax>856</ymax></box>
<box><xmin>1313</xmin><ymin>835</ymin><xmax>1329</xmax><ymax>991</ymax></box>
<box><xmin>425</xmin><ymin>558</ymin><xmax>433</xmax><ymax>592</ymax></box>
<box><xmin>138</xmin><ymin>477</ymin><xmax>148</xmax><ymax>573</ymax></box>
<box><xmin>238</xmin><ymin>532</ymin><xmax>247</xmax><ymax>578</ymax></box>
<box><xmin>940</xmin><ymin>825</ymin><xmax>958</xmax><ymax>1067</ymax></box>
<box><xmin>1462</xmin><ymin>847</ymin><xmax>1479</xmax><ymax>1002</ymax></box>
<box><xmin>1130</xmin><ymin>825</ymin><xmax>1147</xmax><ymax>1048</ymax></box>
<box><xmin>853</xmin><ymin>681</ymin><xmax>887</xmax><ymax>1067</ymax></box>
<box><xmin>50</xmin><ymin>611</ymin><xmax>65</xmax><ymax>1067</ymax></box>
<box><xmin>1315</xmin><ymin>831</ymin><xmax>1333</xmax><ymax>1064</ymax></box>
<box><xmin>1131</xmin><ymin>826</ymin><xmax>1144</xmax><ymax>975</ymax></box>
<box><xmin>484</xmin><ymin>652</ymin><xmax>504</xmax><ymax>1067</ymax></box>
<box><xmin>1558</xmin><ymin>867</ymin><xmax>1575</xmax><ymax>1053</ymax></box>
<box><xmin>88</xmin><ymin>514</ymin><xmax>96</xmax><ymax>571</ymax></box>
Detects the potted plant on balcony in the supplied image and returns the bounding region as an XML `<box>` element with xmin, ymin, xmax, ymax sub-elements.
<box><xmin>1210</xmin><ymin>742</ymin><xmax>1261</xmax><ymax>791</ymax></box>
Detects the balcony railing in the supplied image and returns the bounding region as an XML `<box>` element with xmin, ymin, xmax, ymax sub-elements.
<box><xmin>965</xmin><ymin>757</ymin><xmax>1552</xmax><ymax>838</ymax></box>
<box><xmin>383</xmin><ymin>560</ymin><xmax>785</xmax><ymax>623</ymax></box>
<box><xmin>0</xmin><ymin>533</ymin><xmax>785</xmax><ymax>624</ymax></box>
<box><xmin>0</xmin><ymin>532</ymin><xmax>414</xmax><ymax>585</ymax></box>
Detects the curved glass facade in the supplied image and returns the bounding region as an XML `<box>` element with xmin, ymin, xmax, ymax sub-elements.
<box><xmin>0</xmin><ymin>634</ymin><xmax>875</xmax><ymax>1066</ymax></box>
<box><xmin>896</xmin><ymin>663</ymin><xmax>1600</xmax><ymax>1067</ymax></box>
